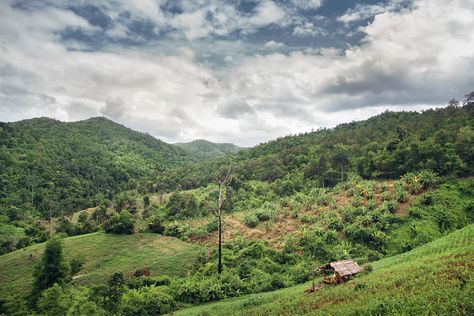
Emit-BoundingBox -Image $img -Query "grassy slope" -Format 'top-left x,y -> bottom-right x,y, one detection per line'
0,232 -> 200,296
177,224 -> 474,315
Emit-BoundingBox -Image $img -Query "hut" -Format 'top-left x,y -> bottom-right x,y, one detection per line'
319,260 -> 363,284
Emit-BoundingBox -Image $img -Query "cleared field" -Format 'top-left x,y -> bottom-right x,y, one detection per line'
177,224 -> 474,315
0,232 -> 200,296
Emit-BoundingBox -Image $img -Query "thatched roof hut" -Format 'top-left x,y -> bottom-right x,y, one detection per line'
319,260 -> 363,284
320,260 -> 363,277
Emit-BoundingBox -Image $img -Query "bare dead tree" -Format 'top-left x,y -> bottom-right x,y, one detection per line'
213,165 -> 232,275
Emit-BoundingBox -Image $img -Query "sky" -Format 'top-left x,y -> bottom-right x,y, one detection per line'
0,0 -> 473,146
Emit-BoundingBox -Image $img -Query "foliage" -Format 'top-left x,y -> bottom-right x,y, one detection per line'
104,211 -> 135,235
244,213 -> 259,228
30,238 -> 69,307
0,117 -> 194,227
148,216 -> 165,234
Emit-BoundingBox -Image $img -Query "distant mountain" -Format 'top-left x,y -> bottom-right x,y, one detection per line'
0,117 -> 192,217
175,139 -> 240,159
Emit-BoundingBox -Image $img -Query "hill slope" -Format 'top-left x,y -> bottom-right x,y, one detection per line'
0,117 -> 191,218
177,223 -> 474,315
175,139 -> 240,160
0,232 -> 200,296
154,102 -> 474,192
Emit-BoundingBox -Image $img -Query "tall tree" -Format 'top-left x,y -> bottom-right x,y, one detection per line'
29,238 -> 68,307
213,166 -> 232,275
332,144 -> 350,182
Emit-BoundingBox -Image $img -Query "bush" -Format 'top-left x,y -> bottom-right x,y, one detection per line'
148,217 -> 165,234
382,200 -> 398,214
381,191 -> 392,201
206,219 -> 218,233
396,188 -> 409,203
289,262 -> 312,283
363,264 -> 373,273
120,286 -> 177,316
127,276 -> 171,289
104,211 -> 135,235
163,222 -> 189,239
367,199 -> 377,211
36,283 -> 71,315
69,258 -> 84,276
420,193 -> 435,206
300,215 -> 318,224
244,213 -> 259,228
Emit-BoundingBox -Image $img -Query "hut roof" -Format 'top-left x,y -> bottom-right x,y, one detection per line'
320,260 -> 363,277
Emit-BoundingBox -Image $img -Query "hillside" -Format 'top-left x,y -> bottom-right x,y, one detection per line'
0,117 -> 191,219
0,232 -> 200,296
176,223 -> 474,315
175,139 -> 241,160
153,102 -> 474,192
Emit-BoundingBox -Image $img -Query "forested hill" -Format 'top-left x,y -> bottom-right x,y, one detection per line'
175,139 -> 240,160
153,99 -> 474,193
0,117 -> 191,217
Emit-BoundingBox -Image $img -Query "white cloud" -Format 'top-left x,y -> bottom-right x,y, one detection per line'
338,0 -> 408,24
264,40 -> 286,49
290,0 -> 324,10
1,0 -> 473,146
292,21 -> 327,37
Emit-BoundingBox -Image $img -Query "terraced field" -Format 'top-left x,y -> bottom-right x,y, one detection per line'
0,232 -> 200,296
177,224 -> 474,315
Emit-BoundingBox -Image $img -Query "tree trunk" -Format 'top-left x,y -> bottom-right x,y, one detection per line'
217,214 -> 222,274
340,164 -> 344,182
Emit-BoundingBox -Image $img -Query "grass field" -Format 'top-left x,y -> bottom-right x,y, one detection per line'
176,224 -> 474,315
0,232 -> 200,296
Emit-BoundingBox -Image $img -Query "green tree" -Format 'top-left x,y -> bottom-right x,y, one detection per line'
29,238 -> 69,307
103,211 -> 135,234
332,144 -> 350,182
36,283 -> 70,315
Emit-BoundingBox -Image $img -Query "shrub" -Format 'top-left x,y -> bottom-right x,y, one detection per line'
420,193 -> 435,206
104,211 -> 135,235
69,258 -> 84,277
36,284 -> 71,315
367,199 -> 377,211
363,264 -> 373,273
148,217 -> 165,234
326,213 -> 343,231
120,286 -> 177,316
382,200 -> 398,214
352,195 -> 363,207
244,213 -> 259,228
396,187 -> 409,203
127,276 -> 171,289
289,262 -> 312,283
418,170 -> 439,187
300,215 -> 318,224
408,207 -> 423,218
206,219 -> 218,233
163,222 -> 189,238
367,250 -> 383,262
381,191 -> 392,201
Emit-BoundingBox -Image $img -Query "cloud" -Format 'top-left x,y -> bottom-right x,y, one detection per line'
1,0 -> 473,146
337,0 -> 409,24
292,21 -> 326,37
216,96 -> 255,119
263,40 -> 286,49
290,0 -> 324,10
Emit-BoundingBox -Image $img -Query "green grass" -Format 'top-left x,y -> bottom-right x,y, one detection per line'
0,232 -> 200,296
176,224 -> 474,315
